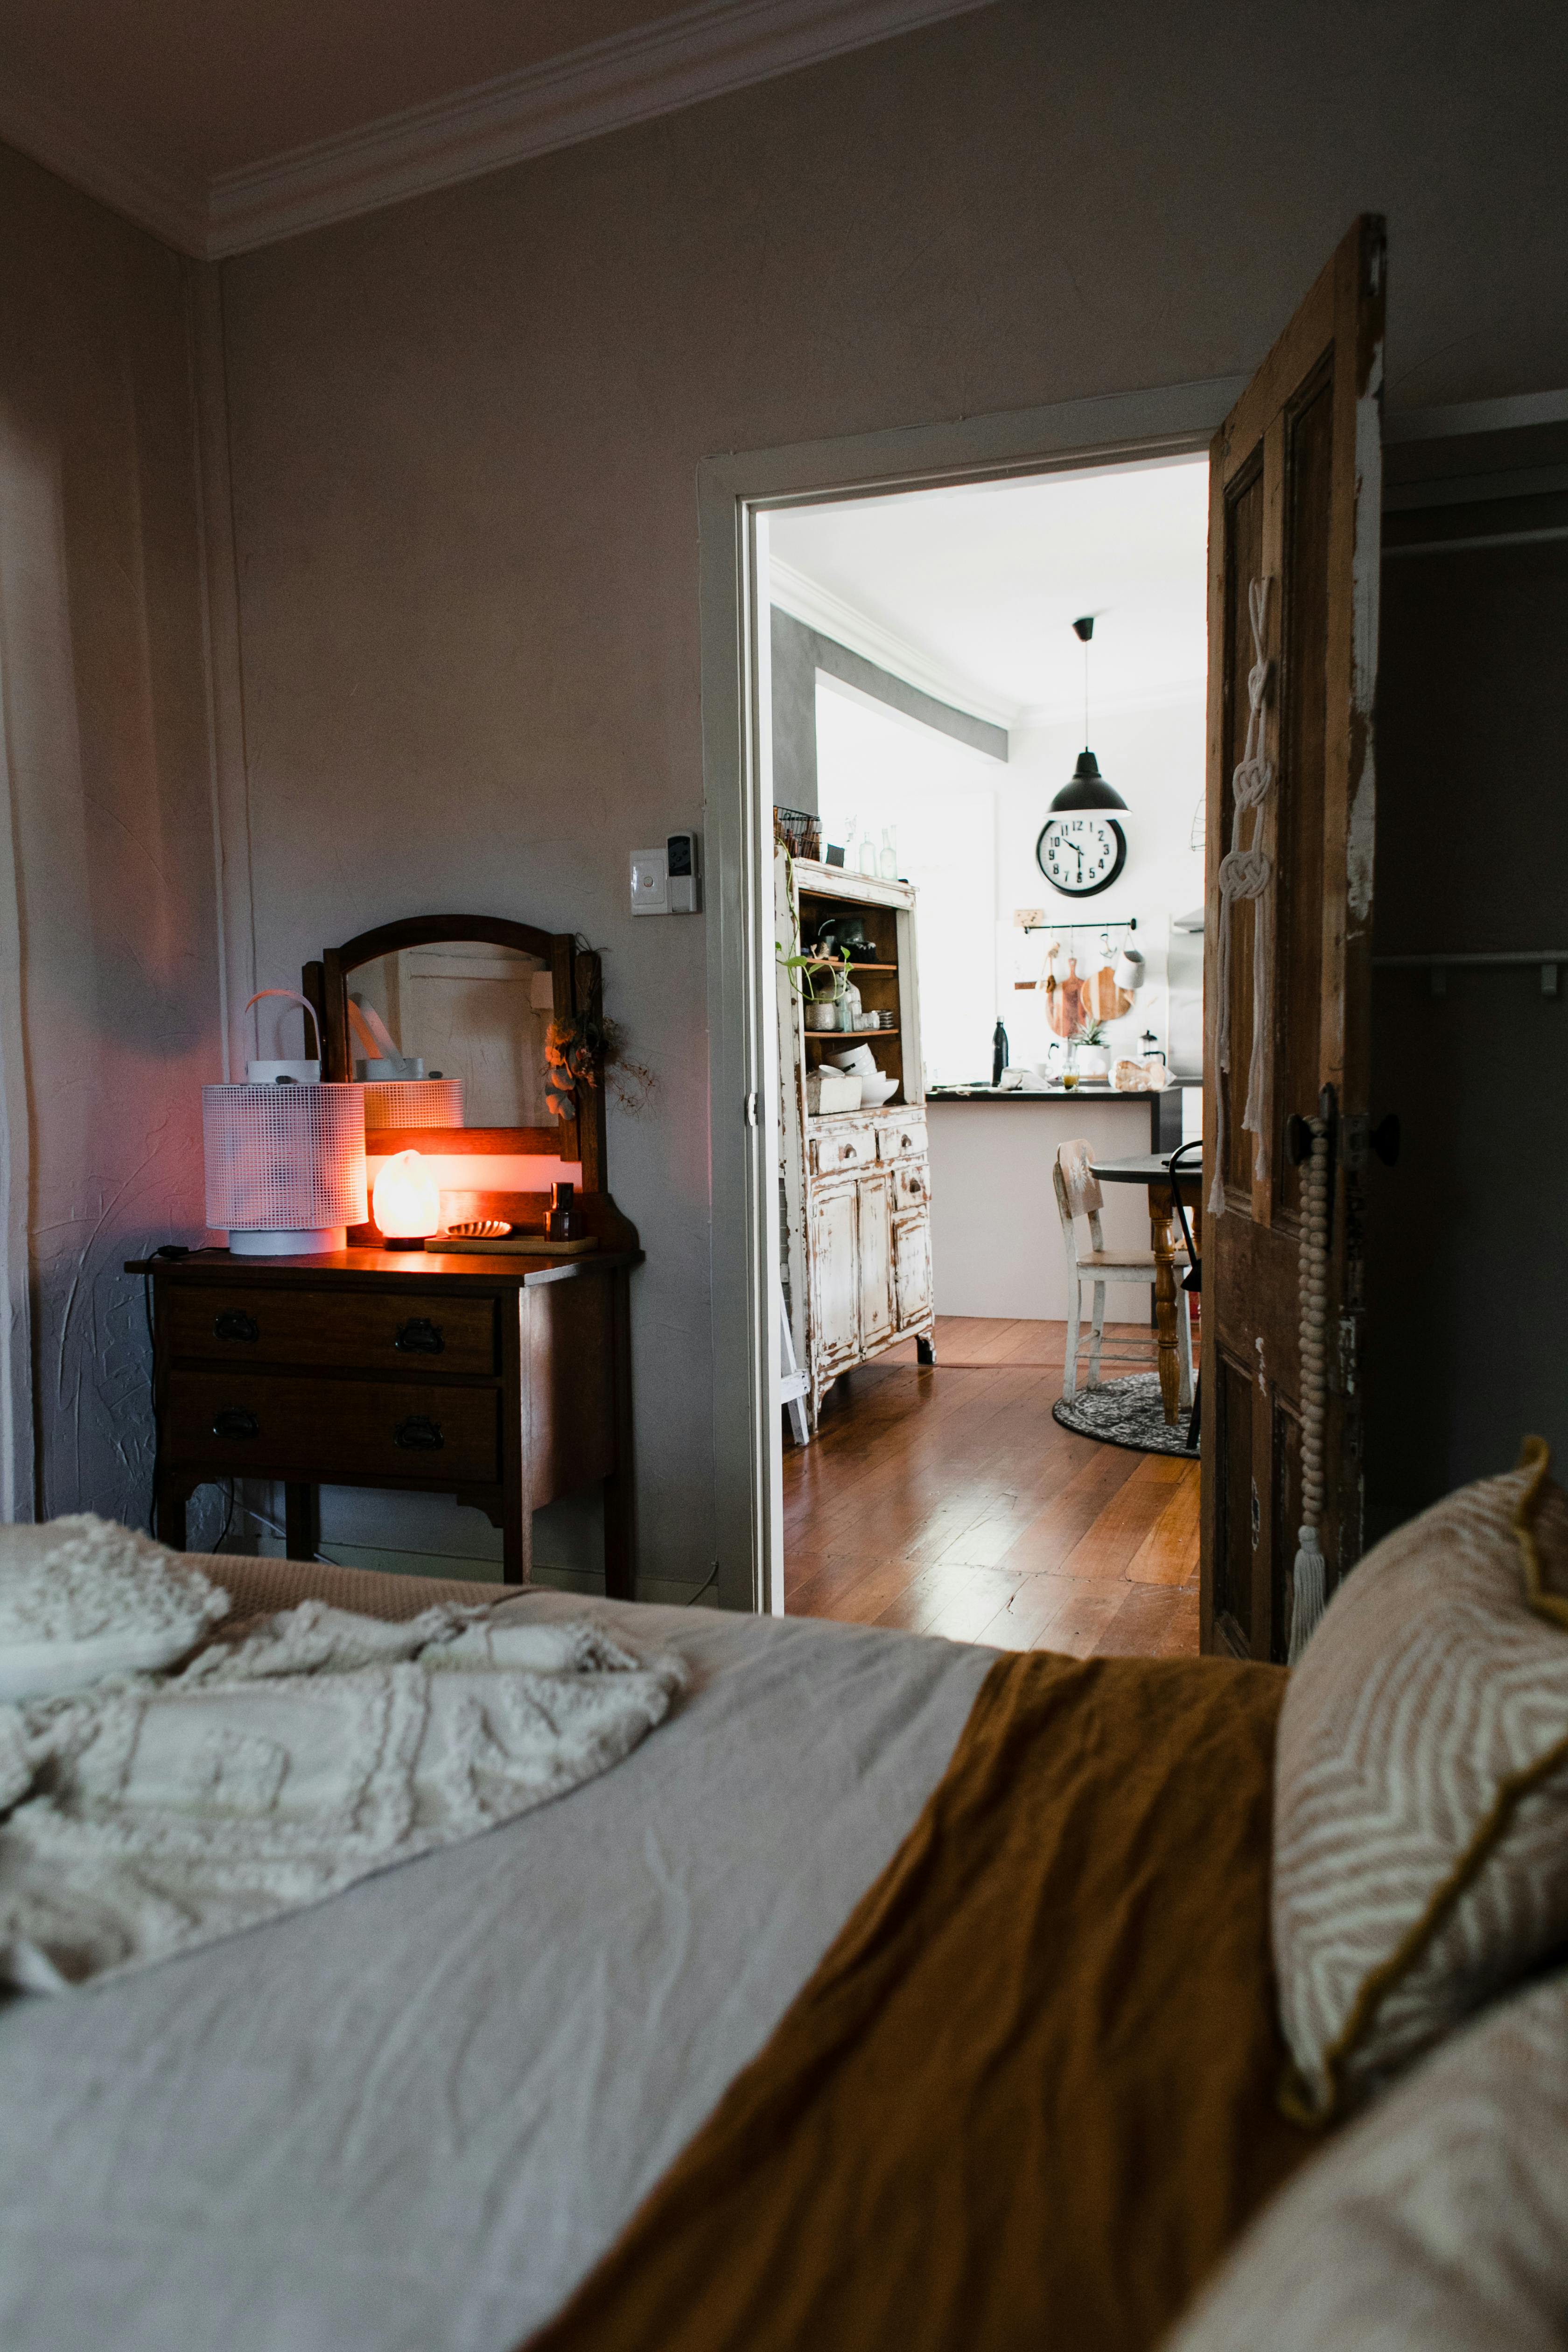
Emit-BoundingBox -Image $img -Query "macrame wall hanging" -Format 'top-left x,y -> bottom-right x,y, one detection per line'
1208,576 -> 1274,1217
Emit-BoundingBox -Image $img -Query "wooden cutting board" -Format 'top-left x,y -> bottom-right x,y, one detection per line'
1089,963 -> 1134,1021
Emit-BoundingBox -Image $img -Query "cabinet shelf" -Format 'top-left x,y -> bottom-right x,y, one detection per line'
805,1028 -> 899,1044
797,959 -> 898,972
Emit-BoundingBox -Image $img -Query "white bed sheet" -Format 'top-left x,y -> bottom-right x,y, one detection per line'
0,1593 -> 992,2352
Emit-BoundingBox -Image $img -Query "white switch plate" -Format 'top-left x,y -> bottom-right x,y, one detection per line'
630,848 -> 669,915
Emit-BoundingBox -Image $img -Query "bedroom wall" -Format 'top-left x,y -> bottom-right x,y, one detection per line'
0,144 -> 223,1529
211,0 -> 1568,1593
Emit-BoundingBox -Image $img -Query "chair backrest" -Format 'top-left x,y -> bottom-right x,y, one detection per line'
1052,1138 -> 1104,1263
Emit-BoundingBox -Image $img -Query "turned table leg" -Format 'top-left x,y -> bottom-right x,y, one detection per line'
1148,1180 -> 1181,1428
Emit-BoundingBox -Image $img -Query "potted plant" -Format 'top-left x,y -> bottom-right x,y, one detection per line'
1075,1016 -> 1111,1081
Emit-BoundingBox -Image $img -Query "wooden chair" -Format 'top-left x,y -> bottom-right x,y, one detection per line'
1052,1138 -> 1193,1403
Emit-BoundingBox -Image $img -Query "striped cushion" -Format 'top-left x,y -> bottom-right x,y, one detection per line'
1273,1444 -> 1568,2121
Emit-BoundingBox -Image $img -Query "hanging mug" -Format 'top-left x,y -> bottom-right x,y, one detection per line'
1113,945 -> 1146,995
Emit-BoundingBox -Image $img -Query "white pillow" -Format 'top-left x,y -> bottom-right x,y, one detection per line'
1167,1965 -> 1568,2352
0,1516 -> 229,1702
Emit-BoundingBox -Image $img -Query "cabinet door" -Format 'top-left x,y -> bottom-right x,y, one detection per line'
810,1183 -> 861,1367
894,1211 -> 933,1332
856,1173 -> 895,1348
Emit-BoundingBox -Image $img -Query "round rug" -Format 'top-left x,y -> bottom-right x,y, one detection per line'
1052,1372 -> 1197,1458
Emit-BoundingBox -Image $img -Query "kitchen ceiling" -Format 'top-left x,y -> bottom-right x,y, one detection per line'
768,455 -> 1211,730
0,0 -> 998,256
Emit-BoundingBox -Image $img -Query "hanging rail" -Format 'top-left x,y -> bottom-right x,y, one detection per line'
1373,950 -> 1567,998
1020,917 -> 1139,937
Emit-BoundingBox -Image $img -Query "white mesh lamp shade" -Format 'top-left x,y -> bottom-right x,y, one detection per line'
360,1078 -> 465,1129
203,1084 -> 367,1255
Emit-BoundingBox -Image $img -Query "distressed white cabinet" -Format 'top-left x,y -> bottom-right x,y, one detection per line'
776,848 -> 936,1426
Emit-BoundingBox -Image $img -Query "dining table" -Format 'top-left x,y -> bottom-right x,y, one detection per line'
1088,1150 -> 1203,1428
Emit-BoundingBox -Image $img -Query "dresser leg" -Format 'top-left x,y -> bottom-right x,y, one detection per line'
285,1482 -> 319,1561
156,1475 -> 189,1551
603,1265 -> 636,1601
916,1332 -> 936,1366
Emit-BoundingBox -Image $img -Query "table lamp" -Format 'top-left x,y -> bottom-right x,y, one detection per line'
372,1149 -> 441,1249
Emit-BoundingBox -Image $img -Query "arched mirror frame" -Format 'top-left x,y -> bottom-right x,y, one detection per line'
302,913 -> 629,1240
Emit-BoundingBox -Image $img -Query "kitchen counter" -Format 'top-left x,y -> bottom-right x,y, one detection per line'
924,1084 -> 1201,1321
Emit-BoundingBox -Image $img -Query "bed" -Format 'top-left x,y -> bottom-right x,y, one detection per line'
0,1547 -> 1313,2352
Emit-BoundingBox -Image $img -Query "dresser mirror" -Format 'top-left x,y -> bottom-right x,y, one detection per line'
303,913 -> 615,1213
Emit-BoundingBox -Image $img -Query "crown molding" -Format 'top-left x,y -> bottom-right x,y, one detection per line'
0,71 -> 207,254
205,0 -> 1000,256
768,555 -> 1018,728
0,0 -> 998,259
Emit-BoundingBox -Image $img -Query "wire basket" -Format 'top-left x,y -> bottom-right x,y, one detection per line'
360,1078 -> 465,1130
203,1083 -> 367,1253
773,805 -> 822,861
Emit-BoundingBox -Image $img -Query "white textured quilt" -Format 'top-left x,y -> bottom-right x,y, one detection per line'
0,1601 -> 684,1990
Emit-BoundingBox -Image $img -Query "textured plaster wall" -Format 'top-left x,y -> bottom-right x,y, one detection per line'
0,144 -> 222,1528
213,0 -> 1568,1588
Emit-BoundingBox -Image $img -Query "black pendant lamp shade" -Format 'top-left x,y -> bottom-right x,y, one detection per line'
1049,615 -> 1128,813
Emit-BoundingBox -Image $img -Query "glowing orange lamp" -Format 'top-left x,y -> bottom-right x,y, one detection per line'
372,1149 -> 441,1250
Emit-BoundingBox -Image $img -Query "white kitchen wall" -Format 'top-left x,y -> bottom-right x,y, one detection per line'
998,693 -> 1207,1071
814,676 -> 1003,1085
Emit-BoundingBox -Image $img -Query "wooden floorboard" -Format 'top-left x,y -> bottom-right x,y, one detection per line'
784,1316 -> 1200,1658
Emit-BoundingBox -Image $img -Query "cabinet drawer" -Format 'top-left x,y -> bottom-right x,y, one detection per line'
876,1117 -> 928,1162
165,1371 -> 500,1485
890,1160 -> 929,1212
810,1125 -> 877,1177
165,1287 -> 498,1376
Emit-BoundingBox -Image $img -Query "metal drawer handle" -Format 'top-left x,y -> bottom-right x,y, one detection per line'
212,1407 -> 259,1441
394,1414 -> 444,1451
394,1316 -> 445,1355
214,1309 -> 259,1344
906,1175 -> 923,1195
840,1144 -> 856,1160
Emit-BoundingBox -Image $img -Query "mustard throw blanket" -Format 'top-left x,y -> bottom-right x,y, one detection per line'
526,1648 -> 1313,2352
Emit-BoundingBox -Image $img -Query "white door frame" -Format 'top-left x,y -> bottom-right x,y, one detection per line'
696,375 -> 1248,1615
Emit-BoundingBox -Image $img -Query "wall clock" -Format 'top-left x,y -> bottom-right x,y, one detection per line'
1036,811 -> 1127,897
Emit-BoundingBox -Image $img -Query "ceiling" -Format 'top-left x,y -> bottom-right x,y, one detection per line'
0,0 -> 689,178
0,0 -> 996,257
768,455 -> 1211,731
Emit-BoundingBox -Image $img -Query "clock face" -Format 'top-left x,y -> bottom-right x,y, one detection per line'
1035,813 -> 1127,897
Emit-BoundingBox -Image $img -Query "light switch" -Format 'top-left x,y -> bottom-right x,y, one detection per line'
630,848 -> 669,915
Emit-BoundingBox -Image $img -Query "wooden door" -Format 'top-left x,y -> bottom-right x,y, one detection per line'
1201,215 -> 1386,1663
856,1173 -> 895,1349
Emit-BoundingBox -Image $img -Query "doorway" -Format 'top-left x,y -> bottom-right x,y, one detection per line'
697,378 -> 1243,1621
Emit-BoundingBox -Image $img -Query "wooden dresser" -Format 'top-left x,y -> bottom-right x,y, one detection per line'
132,1246 -> 636,1592
776,851 -> 936,1426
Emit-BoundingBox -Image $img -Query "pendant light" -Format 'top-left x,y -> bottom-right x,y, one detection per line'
1049,616 -> 1127,813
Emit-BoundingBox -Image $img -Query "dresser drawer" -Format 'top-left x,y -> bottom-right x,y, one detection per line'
810,1125 -> 877,1177
165,1287 -> 498,1376
165,1371 -> 500,1485
876,1116 -> 928,1163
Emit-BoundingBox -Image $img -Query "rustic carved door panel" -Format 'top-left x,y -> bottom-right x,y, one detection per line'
1201,216 -> 1385,1663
